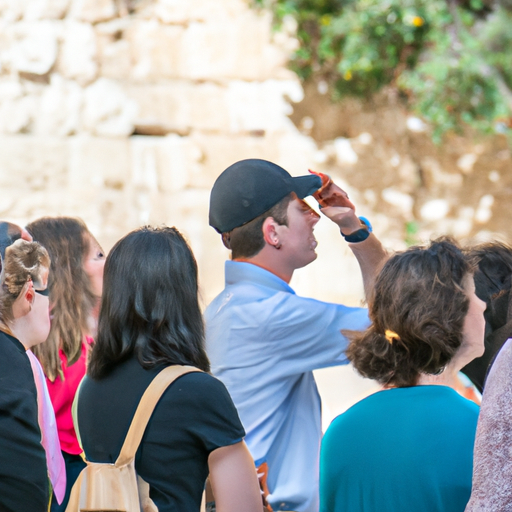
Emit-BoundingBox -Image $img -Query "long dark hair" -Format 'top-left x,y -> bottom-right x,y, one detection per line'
88,226 -> 210,379
346,237 -> 472,387
26,217 -> 97,381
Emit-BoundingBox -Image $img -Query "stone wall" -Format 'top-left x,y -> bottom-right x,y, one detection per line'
0,0 -> 356,306
1,0 -> 510,309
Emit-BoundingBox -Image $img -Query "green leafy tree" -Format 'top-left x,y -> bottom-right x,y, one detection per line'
254,0 -> 512,142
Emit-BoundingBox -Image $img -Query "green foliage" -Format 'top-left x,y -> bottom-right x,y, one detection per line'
254,0 -> 512,141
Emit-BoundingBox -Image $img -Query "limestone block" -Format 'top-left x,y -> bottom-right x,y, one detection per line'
128,134 -> 203,194
226,79 -> 302,133
125,21 -> 184,82
0,93 -> 36,133
127,82 -> 230,133
83,78 -> 138,136
178,14 -> 285,80
32,74 -> 83,136
57,21 -> 97,84
22,0 -> 70,20
189,132 -> 282,186
156,188 -> 225,304
1,20 -> 59,75
276,132 -> 320,176
0,79 -> 30,133
0,0 -> 22,22
158,134 -> 203,193
0,135 -> 68,188
129,136 -> 160,193
68,0 -> 116,23
68,135 -> 130,189
96,20 -> 132,80
150,0 -> 247,23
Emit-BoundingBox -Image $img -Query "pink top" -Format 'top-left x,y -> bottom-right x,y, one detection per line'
46,337 -> 93,455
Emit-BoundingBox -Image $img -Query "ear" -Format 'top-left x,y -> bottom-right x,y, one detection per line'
221,232 -> 232,250
11,280 -> 34,319
262,217 -> 280,248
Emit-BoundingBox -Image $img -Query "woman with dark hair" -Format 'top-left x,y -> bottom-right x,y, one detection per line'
26,217 -> 106,510
320,238 -> 486,512
76,226 -> 261,512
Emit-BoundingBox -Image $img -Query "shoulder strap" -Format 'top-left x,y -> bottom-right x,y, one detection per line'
115,365 -> 201,467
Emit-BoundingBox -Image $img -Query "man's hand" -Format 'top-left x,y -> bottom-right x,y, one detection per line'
309,170 -> 362,234
320,205 -> 363,234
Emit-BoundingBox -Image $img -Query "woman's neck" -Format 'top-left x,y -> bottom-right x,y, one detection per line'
417,365 -> 460,388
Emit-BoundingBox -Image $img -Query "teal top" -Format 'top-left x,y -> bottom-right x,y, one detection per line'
320,385 -> 479,512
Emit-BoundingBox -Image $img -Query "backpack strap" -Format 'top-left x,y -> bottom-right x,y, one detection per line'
115,365 -> 201,467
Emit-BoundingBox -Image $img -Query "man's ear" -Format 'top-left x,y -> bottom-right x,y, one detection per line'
221,232 -> 232,250
262,217 -> 280,248
11,280 -> 34,319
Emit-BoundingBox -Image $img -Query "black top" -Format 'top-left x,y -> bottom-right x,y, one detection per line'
78,357 -> 245,512
0,331 -> 49,512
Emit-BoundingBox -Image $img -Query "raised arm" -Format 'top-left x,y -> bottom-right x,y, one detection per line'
348,234 -> 388,300
310,171 -> 388,300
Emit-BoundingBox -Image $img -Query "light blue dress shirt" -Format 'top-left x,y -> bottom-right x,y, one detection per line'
205,261 -> 370,512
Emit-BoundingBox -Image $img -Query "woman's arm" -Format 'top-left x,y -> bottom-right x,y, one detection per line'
208,440 -> 262,512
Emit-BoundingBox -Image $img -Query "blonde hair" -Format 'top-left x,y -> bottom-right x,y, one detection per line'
0,239 -> 50,324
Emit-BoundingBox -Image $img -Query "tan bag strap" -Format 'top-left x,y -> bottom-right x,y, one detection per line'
115,365 -> 201,467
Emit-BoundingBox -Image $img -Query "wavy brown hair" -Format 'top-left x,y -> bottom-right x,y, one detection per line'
346,237 -> 473,387
26,217 -> 97,381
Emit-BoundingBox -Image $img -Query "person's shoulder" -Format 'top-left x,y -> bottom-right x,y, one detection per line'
162,371 -> 236,409
422,386 -> 480,424
0,331 -> 25,355
486,338 -> 512,385
172,371 -> 225,390
0,331 -> 31,373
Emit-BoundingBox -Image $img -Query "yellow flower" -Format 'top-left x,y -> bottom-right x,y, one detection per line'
320,15 -> 331,26
344,70 -> 352,80
412,16 -> 424,27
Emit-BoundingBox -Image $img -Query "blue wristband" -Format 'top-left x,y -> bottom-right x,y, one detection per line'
342,217 -> 372,243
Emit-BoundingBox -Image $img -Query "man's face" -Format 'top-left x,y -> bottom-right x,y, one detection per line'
275,198 -> 321,270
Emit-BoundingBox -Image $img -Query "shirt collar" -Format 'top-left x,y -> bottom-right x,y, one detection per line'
225,260 -> 296,295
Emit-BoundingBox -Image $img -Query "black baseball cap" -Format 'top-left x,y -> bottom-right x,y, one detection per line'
209,159 -> 322,233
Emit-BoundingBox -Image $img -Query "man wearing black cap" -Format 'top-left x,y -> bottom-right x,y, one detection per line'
205,159 -> 386,512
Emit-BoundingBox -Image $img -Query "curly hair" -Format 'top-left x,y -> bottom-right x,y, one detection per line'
0,239 -> 50,325
346,237 -> 473,387
26,217 -> 97,381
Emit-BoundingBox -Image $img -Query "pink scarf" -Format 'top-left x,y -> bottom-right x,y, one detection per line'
27,350 -> 66,504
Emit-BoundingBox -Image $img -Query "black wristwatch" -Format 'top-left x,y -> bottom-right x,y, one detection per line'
341,216 -> 372,243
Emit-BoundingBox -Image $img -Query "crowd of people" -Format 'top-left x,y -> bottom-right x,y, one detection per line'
1,158 -> 511,512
